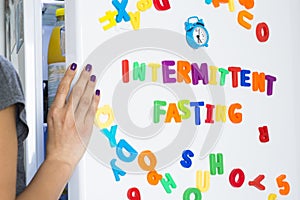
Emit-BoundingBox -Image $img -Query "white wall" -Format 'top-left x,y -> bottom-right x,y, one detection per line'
0,0 -> 5,55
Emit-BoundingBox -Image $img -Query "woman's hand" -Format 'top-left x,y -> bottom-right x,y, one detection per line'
46,63 -> 100,169
16,63 -> 100,200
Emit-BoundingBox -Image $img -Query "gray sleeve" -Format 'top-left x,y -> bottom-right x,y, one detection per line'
0,55 -> 28,142
0,55 -> 29,195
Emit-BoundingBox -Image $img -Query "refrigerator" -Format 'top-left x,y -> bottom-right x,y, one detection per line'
23,0 -> 300,200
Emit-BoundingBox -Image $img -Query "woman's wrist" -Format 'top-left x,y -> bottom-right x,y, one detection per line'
17,157 -> 74,200
43,157 -> 75,177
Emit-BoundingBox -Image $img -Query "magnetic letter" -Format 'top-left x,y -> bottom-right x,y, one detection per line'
122,59 -> 129,83
160,173 -> 177,194
216,105 -> 227,123
116,139 -> 138,162
268,193 -> 277,200
148,63 -> 161,82
228,103 -> 242,124
238,10 -> 253,30
99,11 -> 118,31
94,105 -> 115,129
137,0 -> 153,12
165,103 -> 182,123
110,159 -> 126,181
209,66 -> 218,85
162,60 -> 176,83
183,188 -> 202,200
209,153 -> 224,175
138,150 -> 157,171
205,0 -> 212,4
228,0 -> 235,12
178,100 -> 191,120
248,175 -> 265,190
153,0 -> 171,11
133,62 -> 146,81
127,187 -> 141,200
256,22 -> 270,42
112,0 -> 130,23
205,104 -> 215,123
240,69 -> 251,87
209,0 -> 235,12
265,75 -> 277,96
196,170 -> 210,192
276,174 -> 290,196
229,168 -> 245,188
228,67 -> 241,88
191,63 -> 209,85
259,126 -> 269,143
147,170 -> 163,185
128,11 -> 141,30
177,61 -> 192,84
180,150 -> 194,168
190,102 -> 205,125
218,68 -> 229,86
100,125 -> 118,148
153,100 -> 167,123
239,0 -> 254,9
252,72 -> 265,93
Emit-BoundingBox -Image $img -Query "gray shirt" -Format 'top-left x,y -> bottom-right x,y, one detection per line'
0,55 -> 29,195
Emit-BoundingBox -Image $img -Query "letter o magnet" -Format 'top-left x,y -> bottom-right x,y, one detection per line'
256,22 -> 270,42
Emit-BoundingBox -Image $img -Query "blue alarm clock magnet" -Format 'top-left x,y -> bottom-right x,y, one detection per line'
185,16 -> 210,49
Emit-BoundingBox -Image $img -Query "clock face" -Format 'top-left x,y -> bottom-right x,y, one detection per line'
193,27 -> 208,45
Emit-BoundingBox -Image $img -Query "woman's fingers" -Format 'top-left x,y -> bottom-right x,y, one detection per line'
85,90 -> 101,129
52,63 -> 77,109
75,75 -> 97,120
69,64 -> 93,110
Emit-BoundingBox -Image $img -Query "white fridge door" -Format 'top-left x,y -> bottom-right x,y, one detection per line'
65,1 -> 300,200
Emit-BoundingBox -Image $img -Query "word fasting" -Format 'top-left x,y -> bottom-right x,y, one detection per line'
153,100 -> 242,125
122,59 -> 277,96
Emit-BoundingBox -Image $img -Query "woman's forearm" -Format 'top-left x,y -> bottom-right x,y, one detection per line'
17,159 -> 73,200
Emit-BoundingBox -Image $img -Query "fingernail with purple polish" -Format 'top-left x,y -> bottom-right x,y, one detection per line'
85,64 -> 92,72
96,89 -> 100,96
90,75 -> 96,82
70,63 -> 77,71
